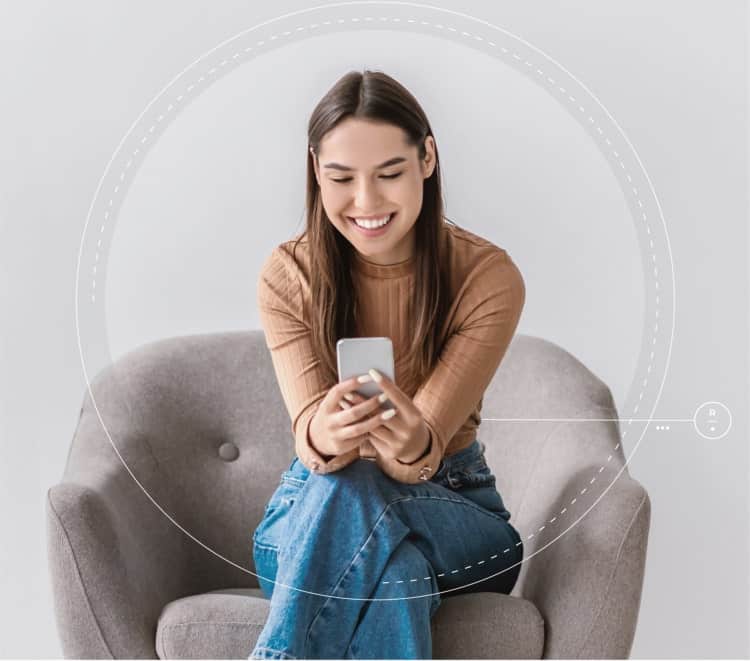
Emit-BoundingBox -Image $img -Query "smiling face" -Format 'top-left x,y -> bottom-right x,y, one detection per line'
310,117 -> 436,266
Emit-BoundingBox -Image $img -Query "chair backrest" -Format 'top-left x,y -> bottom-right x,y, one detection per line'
66,330 -> 292,589
65,330 -> 624,588
479,333 -> 625,523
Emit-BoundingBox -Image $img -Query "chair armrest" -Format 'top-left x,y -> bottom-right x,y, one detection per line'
516,409 -> 651,659
46,477 -> 191,659
46,343 -> 272,658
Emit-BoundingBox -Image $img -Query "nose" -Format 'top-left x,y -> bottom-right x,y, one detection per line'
354,180 -> 385,211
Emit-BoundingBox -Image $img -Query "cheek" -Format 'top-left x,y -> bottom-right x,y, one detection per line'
400,174 -> 422,196
321,187 -> 347,210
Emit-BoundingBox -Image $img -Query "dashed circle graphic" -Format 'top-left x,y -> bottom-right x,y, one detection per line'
75,1 -> 675,604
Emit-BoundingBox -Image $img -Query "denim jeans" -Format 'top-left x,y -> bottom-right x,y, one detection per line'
249,438 -> 523,660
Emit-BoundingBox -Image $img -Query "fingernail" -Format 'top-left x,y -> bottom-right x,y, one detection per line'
378,393 -> 388,404
368,368 -> 382,382
357,374 -> 373,383
380,409 -> 396,420
339,400 -> 352,409
343,393 -> 355,402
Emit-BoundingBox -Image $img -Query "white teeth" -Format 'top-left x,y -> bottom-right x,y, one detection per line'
352,214 -> 392,228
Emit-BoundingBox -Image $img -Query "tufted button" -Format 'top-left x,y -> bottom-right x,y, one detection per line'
218,442 -> 239,462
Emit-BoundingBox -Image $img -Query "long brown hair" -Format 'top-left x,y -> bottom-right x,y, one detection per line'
291,69 -> 453,389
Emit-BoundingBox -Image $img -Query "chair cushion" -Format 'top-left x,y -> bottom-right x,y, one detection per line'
431,592 -> 545,659
156,588 -> 267,660
157,587 -> 544,659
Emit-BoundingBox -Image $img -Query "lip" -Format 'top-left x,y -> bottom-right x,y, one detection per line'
347,212 -> 396,237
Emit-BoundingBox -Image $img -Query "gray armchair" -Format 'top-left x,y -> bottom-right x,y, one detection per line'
46,331 -> 650,659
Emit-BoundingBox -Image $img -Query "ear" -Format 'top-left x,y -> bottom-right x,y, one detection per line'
422,136 -> 437,180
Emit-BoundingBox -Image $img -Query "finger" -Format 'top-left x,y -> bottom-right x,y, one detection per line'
339,393 -> 374,412
327,426 -> 369,450
367,431 -> 385,453
343,391 -> 366,404
335,393 -> 383,424
339,395 -> 380,412
330,376 -> 372,407
368,425 -> 394,444
366,430 -> 398,459
342,391 -> 368,407
345,433 -> 369,451
337,375 -> 371,396
343,383 -> 389,410
366,370 -> 402,407
345,406 -> 398,437
370,407 -> 398,433
324,376 -> 368,413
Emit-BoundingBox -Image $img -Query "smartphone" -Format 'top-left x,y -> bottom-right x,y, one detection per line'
336,337 -> 395,410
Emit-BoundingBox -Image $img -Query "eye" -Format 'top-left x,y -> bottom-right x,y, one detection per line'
331,172 -> 403,184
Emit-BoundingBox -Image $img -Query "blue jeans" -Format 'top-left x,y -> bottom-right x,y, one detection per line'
250,438 -> 523,660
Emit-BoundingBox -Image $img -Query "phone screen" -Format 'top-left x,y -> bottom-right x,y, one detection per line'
336,337 -> 395,409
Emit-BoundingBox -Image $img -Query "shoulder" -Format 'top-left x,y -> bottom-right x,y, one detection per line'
442,224 -> 525,333
259,235 -> 310,283
256,236 -> 311,311
444,221 -> 523,290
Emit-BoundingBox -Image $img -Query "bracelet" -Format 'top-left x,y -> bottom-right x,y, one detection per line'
396,433 -> 432,465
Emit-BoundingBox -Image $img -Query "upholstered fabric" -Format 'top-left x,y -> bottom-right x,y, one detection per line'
155,588 -> 545,660
46,331 -> 650,659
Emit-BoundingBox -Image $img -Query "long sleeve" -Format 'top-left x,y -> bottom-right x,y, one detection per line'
374,252 -> 526,484
256,246 -> 360,473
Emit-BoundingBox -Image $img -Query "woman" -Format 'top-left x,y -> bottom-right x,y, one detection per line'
250,69 -> 526,660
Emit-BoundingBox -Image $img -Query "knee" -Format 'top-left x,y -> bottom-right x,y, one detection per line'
312,457 -> 385,490
295,459 -> 378,509
305,459 -> 416,512
377,538 -> 441,614
379,538 -> 430,585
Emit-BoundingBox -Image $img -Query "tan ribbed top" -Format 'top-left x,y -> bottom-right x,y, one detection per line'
256,221 -> 525,484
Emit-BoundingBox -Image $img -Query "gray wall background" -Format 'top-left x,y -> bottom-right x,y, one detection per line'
1,0 -> 747,657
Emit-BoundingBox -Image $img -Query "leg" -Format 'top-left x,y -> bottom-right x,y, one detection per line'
252,472 -> 306,602
250,452 -> 522,660
343,537 -> 439,660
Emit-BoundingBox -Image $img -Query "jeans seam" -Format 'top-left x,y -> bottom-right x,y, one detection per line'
303,500 -> 395,653
303,490 -> 511,653
251,644 -> 298,659
254,539 -> 280,552
281,476 -> 306,487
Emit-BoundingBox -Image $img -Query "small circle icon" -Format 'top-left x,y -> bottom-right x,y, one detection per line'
693,401 -> 732,440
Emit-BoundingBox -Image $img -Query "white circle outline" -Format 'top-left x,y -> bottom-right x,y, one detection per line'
73,1 -> 675,603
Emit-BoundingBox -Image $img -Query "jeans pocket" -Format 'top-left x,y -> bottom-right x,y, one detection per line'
284,456 -> 311,481
253,543 -> 279,600
253,477 -> 306,551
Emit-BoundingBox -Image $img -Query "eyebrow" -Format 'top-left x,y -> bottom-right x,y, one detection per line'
322,156 -> 407,171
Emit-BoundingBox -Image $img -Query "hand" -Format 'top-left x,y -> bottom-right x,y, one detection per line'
309,375 -> 398,458
343,369 -> 430,463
